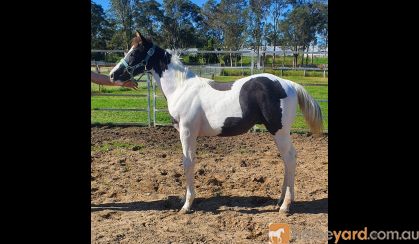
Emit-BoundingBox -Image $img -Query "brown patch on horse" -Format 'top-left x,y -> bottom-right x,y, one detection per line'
207,80 -> 234,91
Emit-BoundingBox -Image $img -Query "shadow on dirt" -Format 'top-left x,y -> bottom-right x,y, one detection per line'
91,196 -> 327,215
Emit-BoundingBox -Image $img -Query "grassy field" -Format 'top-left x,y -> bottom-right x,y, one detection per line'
91,68 -> 328,131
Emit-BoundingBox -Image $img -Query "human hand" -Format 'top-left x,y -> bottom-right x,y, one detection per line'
114,80 -> 138,90
122,80 -> 139,89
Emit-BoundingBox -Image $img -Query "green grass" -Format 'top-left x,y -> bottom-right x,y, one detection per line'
221,67 -> 328,78
91,70 -> 327,131
91,140 -> 144,152
212,76 -> 243,82
213,75 -> 327,85
282,76 -> 328,85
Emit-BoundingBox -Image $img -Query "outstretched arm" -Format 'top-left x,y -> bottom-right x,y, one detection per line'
91,71 -> 138,89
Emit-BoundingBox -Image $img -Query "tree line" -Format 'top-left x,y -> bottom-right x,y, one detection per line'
91,0 -> 328,67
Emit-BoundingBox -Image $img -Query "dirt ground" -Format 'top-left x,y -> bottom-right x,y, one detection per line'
91,126 -> 328,243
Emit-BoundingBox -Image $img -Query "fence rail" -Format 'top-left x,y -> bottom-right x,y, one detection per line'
92,62 -> 328,78
91,72 -> 153,126
91,50 -> 125,53
91,61 -> 117,67
92,78 -> 328,128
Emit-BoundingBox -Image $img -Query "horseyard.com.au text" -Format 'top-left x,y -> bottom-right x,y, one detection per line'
328,227 -> 419,243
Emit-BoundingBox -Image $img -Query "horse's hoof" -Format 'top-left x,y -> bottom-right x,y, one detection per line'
179,208 -> 192,214
279,207 -> 291,216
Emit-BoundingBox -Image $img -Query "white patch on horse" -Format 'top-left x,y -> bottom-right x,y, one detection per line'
109,47 -> 135,81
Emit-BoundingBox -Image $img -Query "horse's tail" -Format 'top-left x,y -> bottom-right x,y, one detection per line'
292,82 -> 324,134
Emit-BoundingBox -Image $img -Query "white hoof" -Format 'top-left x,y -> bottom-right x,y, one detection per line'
179,207 -> 191,214
279,199 -> 292,213
279,206 -> 290,213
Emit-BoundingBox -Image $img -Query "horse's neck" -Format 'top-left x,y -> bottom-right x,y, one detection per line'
152,56 -> 198,100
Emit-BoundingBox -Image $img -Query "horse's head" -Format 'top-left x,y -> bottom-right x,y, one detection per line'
109,31 -> 156,82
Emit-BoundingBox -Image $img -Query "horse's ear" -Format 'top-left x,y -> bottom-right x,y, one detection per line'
135,30 -> 148,43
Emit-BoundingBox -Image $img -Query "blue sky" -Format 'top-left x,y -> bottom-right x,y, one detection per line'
92,0 -> 211,11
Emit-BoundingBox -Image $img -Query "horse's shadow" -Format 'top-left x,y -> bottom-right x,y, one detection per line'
91,196 -> 327,215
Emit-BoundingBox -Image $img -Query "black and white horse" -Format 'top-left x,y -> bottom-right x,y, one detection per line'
109,32 -> 323,213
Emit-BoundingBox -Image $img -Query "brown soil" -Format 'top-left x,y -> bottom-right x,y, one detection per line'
91,126 -> 328,243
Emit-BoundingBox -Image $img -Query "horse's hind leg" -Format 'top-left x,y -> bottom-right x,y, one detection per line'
273,129 -> 297,213
179,125 -> 198,213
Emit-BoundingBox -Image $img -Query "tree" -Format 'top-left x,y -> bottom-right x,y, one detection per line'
110,0 -> 135,50
269,0 -> 287,67
280,2 -> 318,67
91,1 -> 111,49
132,0 -> 165,44
264,23 -> 276,67
313,0 -> 328,51
304,0 -> 328,65
201,0 -> 223,47
108,29 -> 127,50
92,1 -> 117,62
161,0 -> 205,49
202,0 -> 248,66
248,0 -> 271,68
219,0 -> 248,66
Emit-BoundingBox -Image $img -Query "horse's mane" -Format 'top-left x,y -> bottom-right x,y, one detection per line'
158,49 -> 216,90
167,51 -> 204,88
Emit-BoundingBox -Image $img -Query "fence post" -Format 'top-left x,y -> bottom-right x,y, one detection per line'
147,73 -> 151,127
304,69 -> 306,77
251,53 -> 254,75
241,53 -> 244,76
153,75 -> 156,127
323,69 -> 326,78
95,63 -> 103,93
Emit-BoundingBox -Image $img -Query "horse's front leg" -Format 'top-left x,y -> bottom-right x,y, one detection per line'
178,125 -> 198,214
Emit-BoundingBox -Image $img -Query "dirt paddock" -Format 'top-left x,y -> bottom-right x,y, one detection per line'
91,126 -> 328,243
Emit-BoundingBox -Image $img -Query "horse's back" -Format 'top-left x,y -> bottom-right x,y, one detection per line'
232,73 -> 297,98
